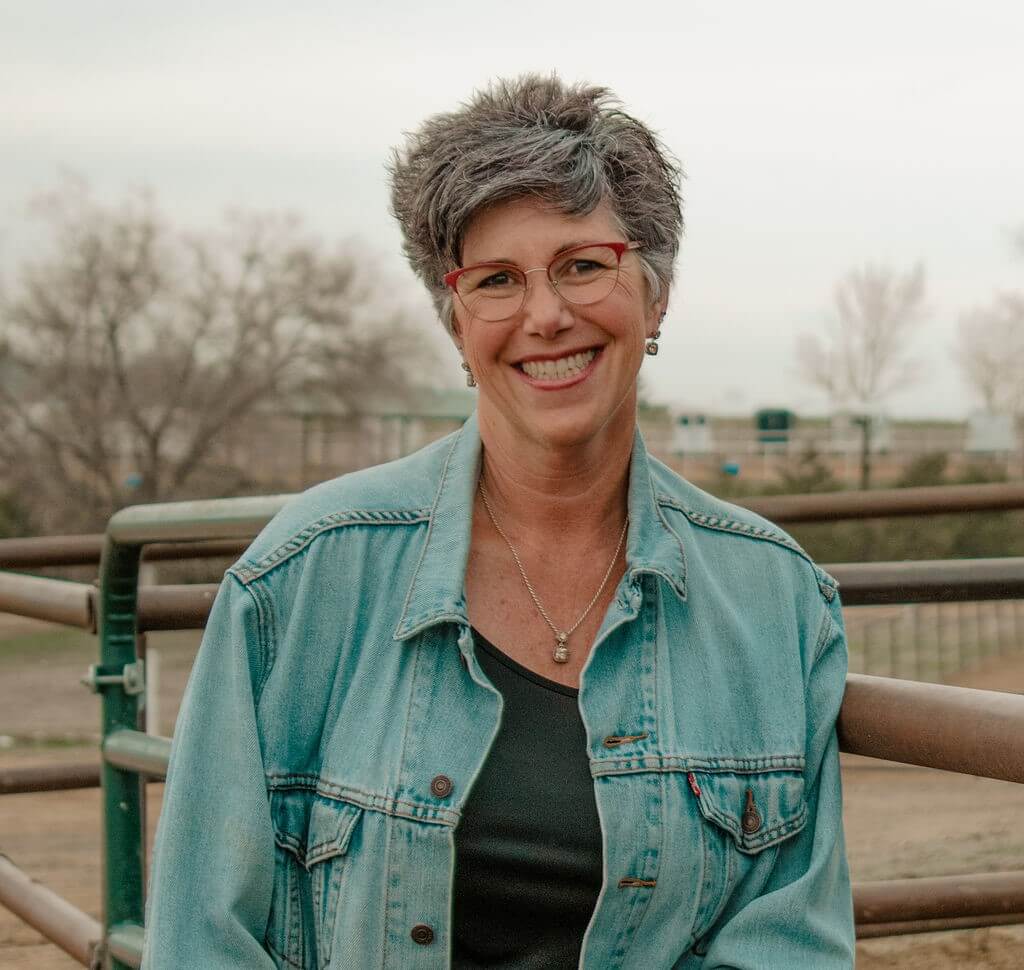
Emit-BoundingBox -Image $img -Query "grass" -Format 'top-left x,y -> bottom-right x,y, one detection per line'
0,627 -> 202,665
0,733 -> 97,749
0,625 -> 202,747
0,627 -> 97,664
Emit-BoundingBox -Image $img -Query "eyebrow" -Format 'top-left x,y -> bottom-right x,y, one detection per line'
470,239 -> 592,265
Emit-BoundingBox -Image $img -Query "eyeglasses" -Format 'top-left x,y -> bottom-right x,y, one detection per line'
443,241 -> 642,322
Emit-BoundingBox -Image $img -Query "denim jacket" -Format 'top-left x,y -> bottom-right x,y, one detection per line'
143,413 -> 854,969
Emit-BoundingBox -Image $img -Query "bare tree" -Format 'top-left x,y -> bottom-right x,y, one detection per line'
0,181 -> 428,532
954,225 -> 1024,419
797,263 -> 927,489
955,293 -> 1024,415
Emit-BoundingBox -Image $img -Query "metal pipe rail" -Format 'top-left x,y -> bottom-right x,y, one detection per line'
855,871 -> 1024,925
126,561 -> 1024,626
95,676 -> 1024,783
103,730 -> 171,776
857,913 -> 1024,939
832,557 -> 1024,605
839,674 -> 1024,781
745,480 -> 1024,523
0,572 -> 94,630
129,559 -> 1024,621
3,480 -> 1023,570
0,762 -> 101,795
5,670 -> 1020,797
0,853 -> 101,966
7,559 -> 1023,638
0,534 -> 250,569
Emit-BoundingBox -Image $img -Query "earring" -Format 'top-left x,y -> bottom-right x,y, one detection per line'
461,361 -> 477,387
646,311 -> 666,356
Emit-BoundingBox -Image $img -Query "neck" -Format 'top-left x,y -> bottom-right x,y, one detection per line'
476,404 -> 634,543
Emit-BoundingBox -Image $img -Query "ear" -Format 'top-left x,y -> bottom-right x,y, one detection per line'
648,285 -> 670,336
449,306 -> 465,344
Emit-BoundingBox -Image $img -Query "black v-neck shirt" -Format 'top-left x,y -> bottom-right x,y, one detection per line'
451,630 -> 604,968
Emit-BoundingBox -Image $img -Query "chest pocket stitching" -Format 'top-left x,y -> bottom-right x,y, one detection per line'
691,770 -> 807,854
306,799 -> 362,867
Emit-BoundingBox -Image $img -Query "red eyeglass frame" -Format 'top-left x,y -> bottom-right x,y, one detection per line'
442,240 -> 642,292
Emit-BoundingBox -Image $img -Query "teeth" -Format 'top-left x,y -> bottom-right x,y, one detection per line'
521,350 -> 596,381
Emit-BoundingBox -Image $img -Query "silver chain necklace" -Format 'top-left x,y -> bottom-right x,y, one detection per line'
478,480 -> 629,664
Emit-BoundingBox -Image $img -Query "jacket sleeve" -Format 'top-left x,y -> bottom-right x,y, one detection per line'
699,589 -> 856,969
142,572 -> 277,969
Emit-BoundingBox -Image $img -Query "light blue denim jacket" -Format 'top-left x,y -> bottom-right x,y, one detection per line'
143,413 -> 854,969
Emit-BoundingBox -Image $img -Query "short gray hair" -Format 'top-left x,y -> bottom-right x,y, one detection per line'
388,74 -> 684,336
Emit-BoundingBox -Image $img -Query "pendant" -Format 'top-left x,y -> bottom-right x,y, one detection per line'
553,632 -> 570,664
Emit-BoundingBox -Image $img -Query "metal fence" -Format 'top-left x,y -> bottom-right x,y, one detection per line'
846,599 -> 1024,681
1,481 -> 1024,967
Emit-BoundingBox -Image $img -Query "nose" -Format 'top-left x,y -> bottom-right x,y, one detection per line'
520,267 -> 574,339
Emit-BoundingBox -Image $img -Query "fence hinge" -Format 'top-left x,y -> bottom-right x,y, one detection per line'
81,660 -> 146,696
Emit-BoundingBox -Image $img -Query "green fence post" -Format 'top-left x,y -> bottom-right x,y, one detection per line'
97,537 -> 145,970
90,493 -> 289,968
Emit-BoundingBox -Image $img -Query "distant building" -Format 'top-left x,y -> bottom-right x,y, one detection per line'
200,391 -> 1024,493
670,412 -> 712,455
966,411 -> 1017,454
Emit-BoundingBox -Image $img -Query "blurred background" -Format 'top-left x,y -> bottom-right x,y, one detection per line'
2,0 -> 1023,538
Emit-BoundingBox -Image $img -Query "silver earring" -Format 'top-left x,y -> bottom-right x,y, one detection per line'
461,361 -> 477,387
645,329 -> 661,356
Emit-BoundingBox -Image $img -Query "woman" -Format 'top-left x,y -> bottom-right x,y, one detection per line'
144,75 -> 854,968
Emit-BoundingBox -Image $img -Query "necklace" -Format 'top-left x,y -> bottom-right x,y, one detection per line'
478,480 -> 629,664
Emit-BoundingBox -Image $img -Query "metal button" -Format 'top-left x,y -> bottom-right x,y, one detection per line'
430,774 -> 454,798
410,923 -> 435,945
741,788 -> 762,834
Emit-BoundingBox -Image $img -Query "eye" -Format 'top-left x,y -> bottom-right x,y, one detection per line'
567,259 -> 604,277
551,246 -> 618,282
477,270 -> 515,289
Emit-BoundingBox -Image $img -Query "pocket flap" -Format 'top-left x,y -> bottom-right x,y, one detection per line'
692,770 -> 807,853
271,790 -> 362,868
306,797 -> 362,868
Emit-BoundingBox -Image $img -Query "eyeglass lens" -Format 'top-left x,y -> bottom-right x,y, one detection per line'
455,245 -> 623,321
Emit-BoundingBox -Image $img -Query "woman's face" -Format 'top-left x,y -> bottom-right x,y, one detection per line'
452,197 -> 666,455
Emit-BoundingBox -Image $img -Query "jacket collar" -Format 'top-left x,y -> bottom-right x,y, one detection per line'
393,412 -> 687,641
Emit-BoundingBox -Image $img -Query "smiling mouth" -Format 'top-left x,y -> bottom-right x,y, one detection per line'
517,349 -> 599,381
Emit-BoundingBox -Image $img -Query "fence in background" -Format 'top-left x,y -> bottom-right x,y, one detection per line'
1,481 -> 1024,967
846,599 -> 1024,682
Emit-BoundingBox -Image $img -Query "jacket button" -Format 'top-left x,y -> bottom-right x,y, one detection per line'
430,774 -> 454,798
410,923 -> 435,945
741,788 -> 762,834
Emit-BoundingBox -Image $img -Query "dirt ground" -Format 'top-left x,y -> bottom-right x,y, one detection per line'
2,615 -> 1024,968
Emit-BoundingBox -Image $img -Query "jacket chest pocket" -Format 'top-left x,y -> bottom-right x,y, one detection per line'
267,792 -> 363,969
687,768 -> 807,945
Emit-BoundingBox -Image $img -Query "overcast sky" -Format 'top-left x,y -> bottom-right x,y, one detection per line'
2,0 -> 1022,418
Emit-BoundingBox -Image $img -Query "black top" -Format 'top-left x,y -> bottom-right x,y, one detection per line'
451,630 -> 604,968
